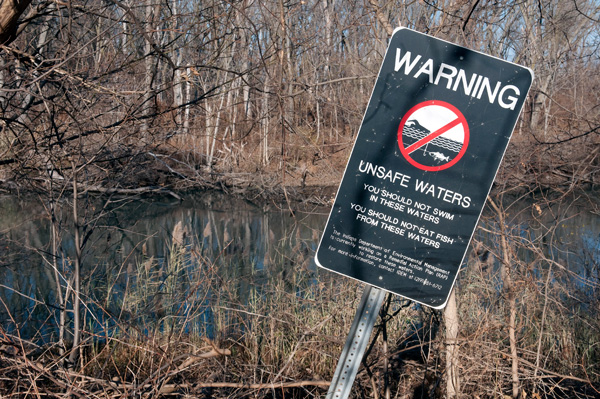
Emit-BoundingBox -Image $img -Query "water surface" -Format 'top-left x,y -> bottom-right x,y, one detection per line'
0,191 -> 598,342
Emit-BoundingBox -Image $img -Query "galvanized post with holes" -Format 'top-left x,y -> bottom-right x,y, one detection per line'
326,285 -> 386,399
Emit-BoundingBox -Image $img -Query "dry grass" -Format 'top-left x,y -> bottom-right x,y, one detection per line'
1,195 -> 600,398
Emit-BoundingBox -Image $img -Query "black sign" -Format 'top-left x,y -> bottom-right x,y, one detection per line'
315,28 -> 533,308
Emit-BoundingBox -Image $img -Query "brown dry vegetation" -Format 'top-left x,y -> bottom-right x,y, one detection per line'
1,192 -> 599,399
0,0 -> 597,200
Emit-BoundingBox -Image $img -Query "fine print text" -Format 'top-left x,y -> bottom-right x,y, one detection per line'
327,229 -> 449,292
325,159 -> 471,292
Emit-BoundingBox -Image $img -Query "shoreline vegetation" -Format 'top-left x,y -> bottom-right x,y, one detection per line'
1,190 -> 600,398
1,135 -> 597,206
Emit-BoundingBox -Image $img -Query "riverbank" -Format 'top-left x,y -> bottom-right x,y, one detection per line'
1,183 -> 599,398
1,139 -> 596,210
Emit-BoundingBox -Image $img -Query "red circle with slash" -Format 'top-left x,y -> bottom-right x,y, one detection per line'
397,100 -> 469,172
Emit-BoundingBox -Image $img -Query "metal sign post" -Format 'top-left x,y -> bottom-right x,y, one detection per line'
316,27 -> 533,397
326,285 -> 386,399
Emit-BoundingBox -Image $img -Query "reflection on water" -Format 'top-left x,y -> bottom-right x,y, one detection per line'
0,192 -> 599,343
470,197 -> 600,303
0,192 -> 326,342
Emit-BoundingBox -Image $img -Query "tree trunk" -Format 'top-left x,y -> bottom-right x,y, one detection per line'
262,76 -> 270,166
141,0 -> 156,136
183,67 -> 191,136
508,294 -> 519,398
444,288 -> 460,398
68,164 -> 82,368
171,0 -> 184,131
489,198 -> 520,398
50,199 -> 66,358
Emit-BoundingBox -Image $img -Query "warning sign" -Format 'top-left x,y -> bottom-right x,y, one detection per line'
398,100 -> 469,171
315,27 -> 533,309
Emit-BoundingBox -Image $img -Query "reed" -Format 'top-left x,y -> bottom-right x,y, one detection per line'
2,202 -> 599,398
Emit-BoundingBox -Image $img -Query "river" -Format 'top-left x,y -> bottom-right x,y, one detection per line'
0,190 -> 599,344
